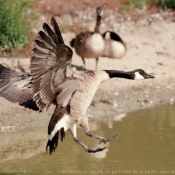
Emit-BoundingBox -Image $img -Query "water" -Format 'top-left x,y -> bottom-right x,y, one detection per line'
0,105 -> 175,175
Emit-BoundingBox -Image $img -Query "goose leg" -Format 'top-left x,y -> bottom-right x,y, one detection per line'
95,57 -> 99,71
86,131 -> 120,144
74,137 -> 106,153
69,124 -> 106,153
82,57 -> 86,69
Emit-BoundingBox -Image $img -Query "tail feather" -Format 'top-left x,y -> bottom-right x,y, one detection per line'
60,127 -> 65,142
46,106 -> 69,155
46,131 -> 59,155
46,127 -> 65,155
70,38 -> 75,47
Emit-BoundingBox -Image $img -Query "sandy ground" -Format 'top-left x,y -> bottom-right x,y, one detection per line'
0,10 -> 175,134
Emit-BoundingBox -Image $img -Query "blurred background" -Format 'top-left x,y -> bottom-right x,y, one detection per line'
0,0 -> 175,57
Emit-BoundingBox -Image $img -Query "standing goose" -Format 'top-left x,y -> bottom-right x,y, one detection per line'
102,30 -> 127,59
70,7 -> 105,70
0,17 -> 154,154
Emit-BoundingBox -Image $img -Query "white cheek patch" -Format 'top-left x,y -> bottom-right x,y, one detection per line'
104,32 -> 111,39
134,72 -> 144,80
98,71 -> 110,82
100,10 -> 104,16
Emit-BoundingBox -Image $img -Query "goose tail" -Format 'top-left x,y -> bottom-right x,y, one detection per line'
46,127 -> 65,155
46,106 -> 69,155
70,38 -> 75,48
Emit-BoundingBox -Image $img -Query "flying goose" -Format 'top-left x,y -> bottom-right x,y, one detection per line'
70,7 -> 105,70
0,17 -> 154,154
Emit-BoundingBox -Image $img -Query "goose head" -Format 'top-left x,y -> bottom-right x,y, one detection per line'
132,69 -> 155,80
103,31 -> 124,43
96,7 -> 103,17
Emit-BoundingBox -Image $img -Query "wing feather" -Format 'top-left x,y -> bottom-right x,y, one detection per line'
51,16 -> 64,44
34,40 -> 50,54
38,31 -> 56,47
43,23 -> 58,44
30,16 -> 77,111
0,64 -> 39,111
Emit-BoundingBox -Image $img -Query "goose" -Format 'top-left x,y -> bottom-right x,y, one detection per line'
102,30 -> 127,59
70,7 -> 105,70
0,17 -> 154,154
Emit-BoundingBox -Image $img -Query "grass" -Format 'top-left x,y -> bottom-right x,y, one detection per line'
155,0 -> 175,9
121,0 -> 151,11
128,0 -> 151,9
0,0 -> 33,55
121,0 -> 175,11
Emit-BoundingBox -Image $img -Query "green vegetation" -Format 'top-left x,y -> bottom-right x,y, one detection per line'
155,0 -> 175,9
0,0 -> 33,55
121,0 -> 151,11
128,0 -> 150,9
122,0 -> 175,10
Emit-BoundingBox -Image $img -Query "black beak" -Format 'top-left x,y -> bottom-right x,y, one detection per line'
146,73 -> 155,79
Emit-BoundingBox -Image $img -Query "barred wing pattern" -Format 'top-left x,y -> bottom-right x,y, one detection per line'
0,64 -> 39,111
31,17 -> 74,111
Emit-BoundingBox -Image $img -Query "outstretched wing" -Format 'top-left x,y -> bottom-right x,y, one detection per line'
0,64 -> 39,111
31,17 -> 75,111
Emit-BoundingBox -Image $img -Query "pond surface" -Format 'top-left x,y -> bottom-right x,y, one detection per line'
0,105 -> 175,175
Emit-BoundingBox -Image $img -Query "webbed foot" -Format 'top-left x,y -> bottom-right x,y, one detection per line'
86,147 -> 107,153
99,133 -> 120,144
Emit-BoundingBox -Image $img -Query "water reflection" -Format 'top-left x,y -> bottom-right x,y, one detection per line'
0,129 -> 47,163
0,105 -> 175,174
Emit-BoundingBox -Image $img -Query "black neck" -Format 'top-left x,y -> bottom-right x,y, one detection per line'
104,70 -> 134,80
94,16 -> 101,33
110,32 -> 122,43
